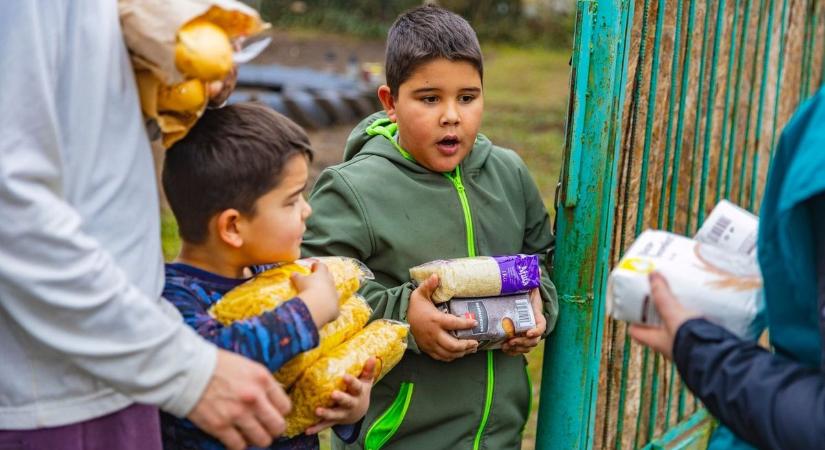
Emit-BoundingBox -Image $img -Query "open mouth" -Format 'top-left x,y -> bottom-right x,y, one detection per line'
436,136 -> 460,155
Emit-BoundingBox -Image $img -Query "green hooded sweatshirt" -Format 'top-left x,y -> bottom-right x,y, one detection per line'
302,112 -> 559,450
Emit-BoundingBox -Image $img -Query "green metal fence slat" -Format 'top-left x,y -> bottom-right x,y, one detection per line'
535,1 -> 630,448
657,0 -> 685,230
605,2 -> 637,448
686,0 -> 715,233
750,0 -> 778,211
635,0 -> 667,236
633,3 -> 674,442
717,0 -> 743,204
821,8 -> 825,89
698,0 -> 728,227
800,1 -> 816,98
660,0 -> 687,429
725,0 -> 755,199
620,1 -> 653,442
769,0 -> 792,159
738,0 -> 768,209
668,0 -> 700,230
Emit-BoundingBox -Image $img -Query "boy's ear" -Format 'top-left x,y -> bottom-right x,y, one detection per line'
377,85 -> 398,122
216,209 -> 244,248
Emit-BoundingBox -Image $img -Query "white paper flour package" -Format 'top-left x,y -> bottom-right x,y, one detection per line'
694,199 -> 759,258
607,230 -> 762,337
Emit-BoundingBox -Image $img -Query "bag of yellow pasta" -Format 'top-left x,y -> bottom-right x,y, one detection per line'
284,320 -> 409,437
210,257 -> 373,325
275,294 -> 372,387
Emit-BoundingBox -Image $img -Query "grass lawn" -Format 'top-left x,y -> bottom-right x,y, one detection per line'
160,40 -> 570,450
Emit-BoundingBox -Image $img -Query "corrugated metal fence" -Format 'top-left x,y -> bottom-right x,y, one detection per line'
535,0 -> 825,448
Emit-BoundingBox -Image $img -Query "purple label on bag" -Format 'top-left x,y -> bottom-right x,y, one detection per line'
495,254 -> 541,293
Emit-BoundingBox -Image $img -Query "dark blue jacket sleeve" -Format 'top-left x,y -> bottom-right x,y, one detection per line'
164,285 -> 319,373
332,421 -> 362,444
673,318 -> 825,449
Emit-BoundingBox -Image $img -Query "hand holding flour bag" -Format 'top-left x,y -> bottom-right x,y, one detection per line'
607,200 -> 763,337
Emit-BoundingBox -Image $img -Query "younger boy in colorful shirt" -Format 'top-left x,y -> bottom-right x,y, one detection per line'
161,103 -> 373,449
303,5 -> 559,449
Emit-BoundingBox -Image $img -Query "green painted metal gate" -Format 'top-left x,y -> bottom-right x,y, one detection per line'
535,0 -> 825,449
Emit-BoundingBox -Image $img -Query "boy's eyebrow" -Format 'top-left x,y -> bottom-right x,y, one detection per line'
287,183 -> 307,198
411,87 -> 482,95
412,87 -> 441,95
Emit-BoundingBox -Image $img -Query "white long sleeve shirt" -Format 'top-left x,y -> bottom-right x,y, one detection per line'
0,0 -> 217,429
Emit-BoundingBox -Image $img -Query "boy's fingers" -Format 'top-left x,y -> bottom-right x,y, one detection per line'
330,390 -> 358,409
358,357 -> 377,382
310,261 -> 330,275
436,332 -> 470,353
316,406 -> 347,422
415,274 -> 440,300
439,313 -> 477,331
341,376 -> 363,396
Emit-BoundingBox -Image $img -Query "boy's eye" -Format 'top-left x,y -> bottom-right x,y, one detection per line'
459,95 -> 475,103
421,96 -> 438,104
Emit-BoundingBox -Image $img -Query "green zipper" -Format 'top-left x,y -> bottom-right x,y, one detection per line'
472,350 -> 495,450
522,364 -> 533,437
443,166 -> 476,258
376,122 -> 493,450
443,166 -> 494,450
364,382 -> 415,450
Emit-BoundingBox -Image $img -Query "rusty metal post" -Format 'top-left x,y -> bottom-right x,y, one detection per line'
535,1 -> 632,448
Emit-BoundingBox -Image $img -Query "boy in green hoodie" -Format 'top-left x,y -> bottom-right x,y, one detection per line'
302,5 -> 558,449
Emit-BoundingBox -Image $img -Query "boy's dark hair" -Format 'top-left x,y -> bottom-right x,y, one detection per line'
162,102 -> 313,244
385,4 -> 483,95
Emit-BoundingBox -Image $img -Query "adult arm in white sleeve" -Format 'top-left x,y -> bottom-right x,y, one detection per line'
0,2 -> 215,418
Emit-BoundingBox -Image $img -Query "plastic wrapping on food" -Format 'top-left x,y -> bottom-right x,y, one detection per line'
606,230 -> 762,337
439,293 -> 537,350
284,320 -> 409,437
119,0 -> 265,84
119,0 -> 267,146
409,255 -> 541,303
210,257 -> 373,325
275,295 -> 372,387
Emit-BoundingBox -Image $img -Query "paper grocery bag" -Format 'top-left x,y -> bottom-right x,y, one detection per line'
119,0 -> 265,84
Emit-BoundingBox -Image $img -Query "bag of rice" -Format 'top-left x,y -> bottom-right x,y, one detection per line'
275,294 -> 372,387
284,320 -> 409,437
606,230 -> 761,337
409,255 -> 541,303
210,256 -> 373,325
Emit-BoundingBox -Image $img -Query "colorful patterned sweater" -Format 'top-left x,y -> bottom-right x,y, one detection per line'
160,263 -> 357,450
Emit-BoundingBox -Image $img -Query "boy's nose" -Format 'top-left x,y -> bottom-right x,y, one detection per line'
440,102 -> 461,126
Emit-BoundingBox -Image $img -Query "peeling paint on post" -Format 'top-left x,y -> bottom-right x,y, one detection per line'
535,1 -> 631,449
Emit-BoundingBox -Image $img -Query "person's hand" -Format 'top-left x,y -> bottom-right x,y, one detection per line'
304,357 -> 378,434
407,274 -> 479,361
629,272 -> 701,360
187,350 -> 291,450
292,261 -> 340,328
207,66 -> 238,107
502,287 -> 546,356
